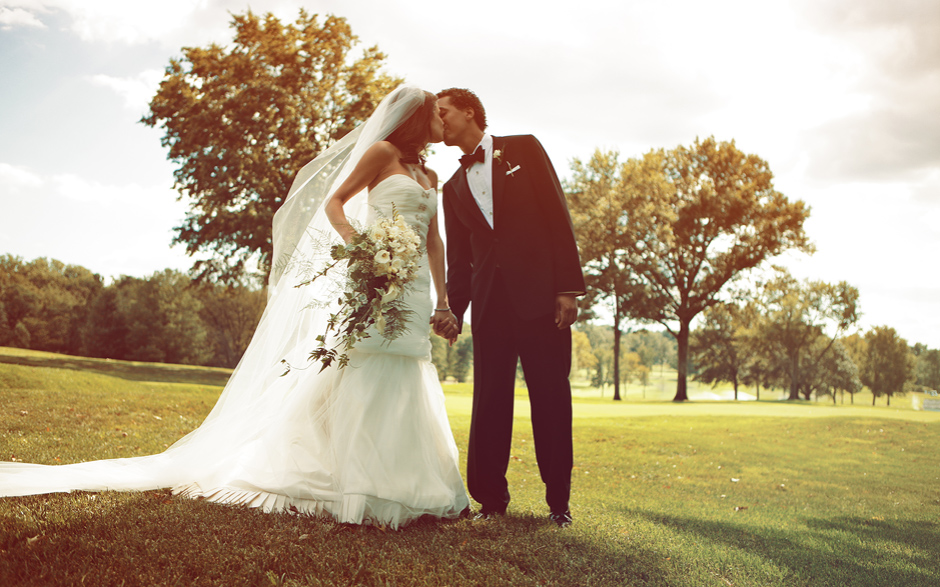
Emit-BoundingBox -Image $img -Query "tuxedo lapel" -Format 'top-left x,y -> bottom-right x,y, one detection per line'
490,136 -> 510,224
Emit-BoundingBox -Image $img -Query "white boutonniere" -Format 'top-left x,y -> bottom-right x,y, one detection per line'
493,148 -> 521,176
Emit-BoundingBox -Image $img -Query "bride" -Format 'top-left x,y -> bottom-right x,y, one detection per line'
0,86 -> 471,529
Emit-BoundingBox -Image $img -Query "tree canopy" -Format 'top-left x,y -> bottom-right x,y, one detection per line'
142,10 -> 401,284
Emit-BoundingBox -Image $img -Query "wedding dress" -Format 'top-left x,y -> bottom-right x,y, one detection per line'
171,174 -> 469,527
0,87 -> 470,529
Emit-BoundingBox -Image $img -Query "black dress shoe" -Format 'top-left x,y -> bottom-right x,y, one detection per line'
549,510 -> 572,528
473,505 -> 507,520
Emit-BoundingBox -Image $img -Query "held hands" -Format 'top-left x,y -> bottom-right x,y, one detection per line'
430,308 -> 459,344
554,294 -> 578,329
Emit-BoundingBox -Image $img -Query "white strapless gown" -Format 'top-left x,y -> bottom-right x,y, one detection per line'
0,175 -> 469,529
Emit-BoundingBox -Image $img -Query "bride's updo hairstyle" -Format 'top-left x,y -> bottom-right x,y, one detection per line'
385,90 -> 438,167
436,88 -> 487,131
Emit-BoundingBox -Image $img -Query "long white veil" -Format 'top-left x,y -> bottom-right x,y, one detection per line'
0,85 -> 429,497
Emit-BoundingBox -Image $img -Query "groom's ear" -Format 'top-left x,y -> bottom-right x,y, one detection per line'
464,107 -> 480,130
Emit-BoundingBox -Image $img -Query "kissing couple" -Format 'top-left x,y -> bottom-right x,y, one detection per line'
0,86 -> 585,530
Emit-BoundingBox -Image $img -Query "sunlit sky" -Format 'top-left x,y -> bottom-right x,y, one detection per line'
1,0 -> 938,347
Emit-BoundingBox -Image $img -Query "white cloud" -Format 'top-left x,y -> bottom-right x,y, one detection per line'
0,5 -> 47,30
0,162 -> 44,190
89,69 -> 164,113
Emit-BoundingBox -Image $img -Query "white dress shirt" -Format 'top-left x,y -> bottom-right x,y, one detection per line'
465,134 -> 495,228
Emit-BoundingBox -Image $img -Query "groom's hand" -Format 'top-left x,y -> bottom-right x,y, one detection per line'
554,294 -> 578,329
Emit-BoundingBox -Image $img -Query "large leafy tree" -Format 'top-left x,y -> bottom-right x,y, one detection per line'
142,10 -> 401,283
569,138 -> 812,401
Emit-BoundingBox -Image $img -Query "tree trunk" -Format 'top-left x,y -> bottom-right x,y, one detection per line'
612,318 -> 622,401
673,320 -> 690,402
733,377 -> 738,401
787,353 -> 801,400
887,393 -> 891,407
872,393 -> 876,406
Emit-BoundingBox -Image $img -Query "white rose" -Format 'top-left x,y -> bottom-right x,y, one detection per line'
374,250 -> 391,265
370,224 -> 387,241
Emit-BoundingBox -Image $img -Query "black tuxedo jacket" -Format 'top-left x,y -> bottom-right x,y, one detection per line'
442,135 -> 585,329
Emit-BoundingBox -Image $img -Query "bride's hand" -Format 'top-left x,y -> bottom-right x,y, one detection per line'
430,309 -> 459,342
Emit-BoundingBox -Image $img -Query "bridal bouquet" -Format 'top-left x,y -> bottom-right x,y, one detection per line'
289,207 -> 422,372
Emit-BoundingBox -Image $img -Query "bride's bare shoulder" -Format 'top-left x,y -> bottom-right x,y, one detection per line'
363,140 -> 399,161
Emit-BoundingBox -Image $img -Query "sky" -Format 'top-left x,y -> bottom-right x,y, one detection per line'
1,0 -> 938,347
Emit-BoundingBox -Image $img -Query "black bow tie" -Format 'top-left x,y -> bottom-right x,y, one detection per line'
460,146 -> 485,169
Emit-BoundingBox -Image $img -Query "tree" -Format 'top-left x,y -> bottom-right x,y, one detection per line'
860,326 -> 915,406
617,350 -> 648,392
568,150 -> 664,400
142,10 -> 401,284
0,301 -> 10,346
83,271 -> 212,365
809,340 -> 862,405
571,329 -> 598,377
81,286 -> 130,359
194,283 -> 266,367
451,336 -> 473,383
569,139 -> 812,401
913,346 -> 940,392
12,322 -> 30,349
430,326 -> 473,383
756,270 -> 860,400
579,323 -> 615,393
0,255 -> 102,355
839,333 -> 867,404
691,302 -> 756,400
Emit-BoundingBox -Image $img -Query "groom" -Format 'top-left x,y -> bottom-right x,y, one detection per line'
437,88 -> 585,527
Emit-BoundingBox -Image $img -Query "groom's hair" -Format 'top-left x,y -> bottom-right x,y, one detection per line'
437,88 -> 487,131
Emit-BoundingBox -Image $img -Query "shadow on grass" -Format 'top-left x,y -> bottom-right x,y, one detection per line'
631,509 -> 939,586
1,492 -> 672,587
0,353 -> 231,387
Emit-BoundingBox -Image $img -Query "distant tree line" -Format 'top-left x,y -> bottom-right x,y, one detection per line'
576,326 -> 676,395
0,255 -> 264,368
687,268 -> 935,405
0,254 -> 470,381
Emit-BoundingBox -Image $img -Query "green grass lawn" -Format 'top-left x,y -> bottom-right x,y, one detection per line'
1,347 -> 938,586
